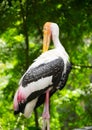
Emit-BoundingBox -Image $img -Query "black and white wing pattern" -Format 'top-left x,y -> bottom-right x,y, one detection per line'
14,57 -> 66,117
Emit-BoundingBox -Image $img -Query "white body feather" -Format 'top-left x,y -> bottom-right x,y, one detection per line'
13,23 -> 70,118
24,98 -> 38,118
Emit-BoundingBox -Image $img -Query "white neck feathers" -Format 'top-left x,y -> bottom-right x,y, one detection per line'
51,23 -> 69,58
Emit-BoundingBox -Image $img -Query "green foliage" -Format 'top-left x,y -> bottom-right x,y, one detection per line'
0,0 -> 92,129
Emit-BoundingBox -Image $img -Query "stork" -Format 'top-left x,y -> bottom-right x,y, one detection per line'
13,22 -> 72,130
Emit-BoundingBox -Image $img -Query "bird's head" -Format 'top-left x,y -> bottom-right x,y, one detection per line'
43,22 -> 59,52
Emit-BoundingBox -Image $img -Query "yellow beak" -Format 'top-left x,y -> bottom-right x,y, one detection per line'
42,22 -> 51,53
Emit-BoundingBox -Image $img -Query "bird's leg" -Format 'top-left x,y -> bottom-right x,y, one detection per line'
42,89 -> 50,118
42,89 -> 50,130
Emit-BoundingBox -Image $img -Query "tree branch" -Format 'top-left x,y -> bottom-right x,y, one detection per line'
72,63 -> 92,69
19,0 -> 29,70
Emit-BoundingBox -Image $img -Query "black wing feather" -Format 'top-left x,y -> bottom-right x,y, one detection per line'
21,58 -> 64,87
35,62 -> 72,108
14,58 -> 65,114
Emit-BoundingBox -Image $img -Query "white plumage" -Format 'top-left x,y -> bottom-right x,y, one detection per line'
24,98 -> 38,118
13,22 -> 71,119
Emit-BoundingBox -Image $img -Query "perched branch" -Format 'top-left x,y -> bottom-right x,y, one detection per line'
71,62 -> 92,69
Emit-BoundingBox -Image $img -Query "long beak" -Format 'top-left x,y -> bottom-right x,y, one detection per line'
43,32 -> 51,52
42,22 -> 51,53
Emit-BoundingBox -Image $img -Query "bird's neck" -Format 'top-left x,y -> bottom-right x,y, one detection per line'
52,36 -> 69,58
52,36 -> 65,50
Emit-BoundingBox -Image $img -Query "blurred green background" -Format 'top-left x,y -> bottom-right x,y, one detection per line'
0,0 -> 92,130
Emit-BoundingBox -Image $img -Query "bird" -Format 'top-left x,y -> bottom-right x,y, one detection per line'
13,22 -> 72,128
